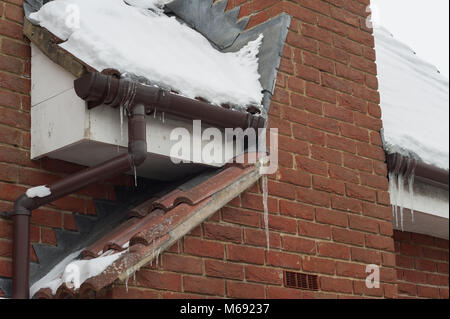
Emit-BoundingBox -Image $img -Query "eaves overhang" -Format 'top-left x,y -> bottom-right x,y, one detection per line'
387,153 -> 449,240
387,153 -> 449,190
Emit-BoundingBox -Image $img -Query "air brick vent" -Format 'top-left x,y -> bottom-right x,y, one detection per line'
284,271 -> 319,291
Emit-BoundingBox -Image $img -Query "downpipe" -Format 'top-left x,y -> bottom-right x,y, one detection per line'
9,83 -> 147,298
9,70 -> 266,298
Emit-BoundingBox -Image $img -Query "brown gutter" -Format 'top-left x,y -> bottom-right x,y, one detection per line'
8,71 -> 265,298
387,153 -> 449,190
74,72 -> 266,130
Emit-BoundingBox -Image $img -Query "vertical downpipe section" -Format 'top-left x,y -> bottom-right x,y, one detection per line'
128,104 -> 147,167
12,214 -> 30,299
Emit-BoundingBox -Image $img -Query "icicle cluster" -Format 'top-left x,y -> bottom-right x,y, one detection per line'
389,170 -> 416,231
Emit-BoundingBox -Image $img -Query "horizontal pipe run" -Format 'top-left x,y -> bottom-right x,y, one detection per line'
387,153 -> 449,190
74,72 -> 266,131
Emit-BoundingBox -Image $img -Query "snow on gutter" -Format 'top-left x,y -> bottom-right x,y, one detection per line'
374,27 -> 449,239
30,249 -> 125,298
28,0 -> 264,109
374,27 -> 449,171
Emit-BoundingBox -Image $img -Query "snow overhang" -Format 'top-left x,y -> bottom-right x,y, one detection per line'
24,0 -> 291,113
374,27 -> 449,171
374,27 -> 449,239
23,0 -> 290,181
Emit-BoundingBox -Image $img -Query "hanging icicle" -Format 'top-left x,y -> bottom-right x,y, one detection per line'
120,104 -> 124,143
261,175 -> 270,251
388,171 -> 399,228
397,173 -> 405,231
408,169 -> 416,223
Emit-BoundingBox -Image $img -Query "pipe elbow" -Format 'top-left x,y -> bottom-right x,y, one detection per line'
13,194 -> 35,216
130,140 -> 147,167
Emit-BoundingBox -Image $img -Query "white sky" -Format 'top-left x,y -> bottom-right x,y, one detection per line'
371,0 -> 449,78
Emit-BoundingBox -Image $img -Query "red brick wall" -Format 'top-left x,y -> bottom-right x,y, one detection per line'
394,230 -> 449,299
102,0 -> 398,299
0,0 -> 133,296
1,0 -> 401,299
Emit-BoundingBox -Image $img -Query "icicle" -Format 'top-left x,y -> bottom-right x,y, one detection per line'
133,165 -> 138,187
125,275 -> 129,292
397,173 -> 405,231
153,108 -> 157,118
388,172 -> 398,227
408,172 -> 415,222
261,175 -> 270,251
155,248 -> 161,268
120,105 -> 124,143
162,112 -> 165,123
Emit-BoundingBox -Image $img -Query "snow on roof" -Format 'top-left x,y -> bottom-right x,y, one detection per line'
374,27 -> 449,170
29,0 -> 264,108
30,249 -> 125,297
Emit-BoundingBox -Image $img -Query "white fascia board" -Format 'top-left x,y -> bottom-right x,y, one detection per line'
390,179 -> 449,239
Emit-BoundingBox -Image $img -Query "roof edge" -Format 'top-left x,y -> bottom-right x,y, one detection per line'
387,153 -> 449,190
116,164 -> 262,282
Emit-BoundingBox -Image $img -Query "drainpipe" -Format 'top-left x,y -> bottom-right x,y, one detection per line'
74,72 -> 266,130
9,71 -> 265,298
9,79 -> 147,299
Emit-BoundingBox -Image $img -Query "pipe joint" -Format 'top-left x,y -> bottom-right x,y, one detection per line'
128,103 -> 147,167
12,194 -> 35,217
129,140 -> 147,166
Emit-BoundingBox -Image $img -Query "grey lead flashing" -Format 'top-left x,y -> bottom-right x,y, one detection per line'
0,277 -> 12,298
23,0 -> 45,19
224,13 -> 291,113
166,0 -> 291,114
29,199 -> 125,286
166,0 -> 249,50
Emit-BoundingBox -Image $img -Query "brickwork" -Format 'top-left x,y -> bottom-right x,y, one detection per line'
394,231 -> 449,299
1,0 -> 445,299
103,0 -> 398,299
0,0 -> 133,293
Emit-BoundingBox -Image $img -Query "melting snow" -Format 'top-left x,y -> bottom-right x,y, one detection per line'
30,249 -> 124,297
30,0 -> 264,108
26,185 -> 51,198
374,27 -> 449,170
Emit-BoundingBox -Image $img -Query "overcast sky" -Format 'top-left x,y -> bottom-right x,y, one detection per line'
371,0 -> 449,78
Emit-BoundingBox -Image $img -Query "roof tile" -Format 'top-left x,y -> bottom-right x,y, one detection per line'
33,161 -> 259,298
